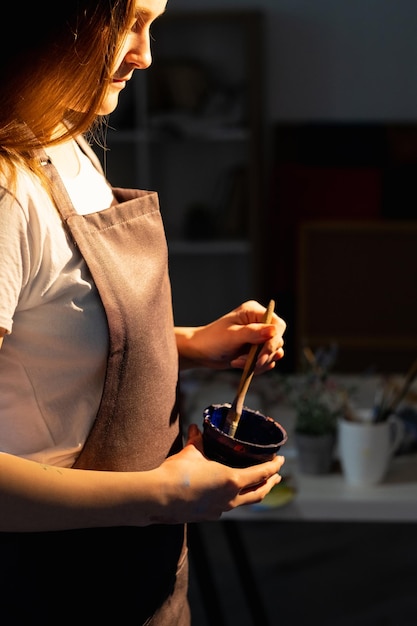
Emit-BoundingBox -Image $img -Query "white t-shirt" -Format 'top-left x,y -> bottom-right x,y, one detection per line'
0,146 -> 113,466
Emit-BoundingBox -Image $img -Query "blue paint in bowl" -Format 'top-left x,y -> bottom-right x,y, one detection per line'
203,403 -> 287,468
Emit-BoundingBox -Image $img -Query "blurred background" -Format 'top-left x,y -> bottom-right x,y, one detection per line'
101,0 -> 417,375
97,3 -> 417,624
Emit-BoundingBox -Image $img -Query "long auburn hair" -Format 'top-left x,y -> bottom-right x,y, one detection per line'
0,0 -> 135,180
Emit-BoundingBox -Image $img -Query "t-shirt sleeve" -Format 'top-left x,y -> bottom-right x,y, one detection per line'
0,186 -> 30,333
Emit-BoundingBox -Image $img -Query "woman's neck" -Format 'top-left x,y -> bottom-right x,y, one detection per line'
46,139 -> 80,179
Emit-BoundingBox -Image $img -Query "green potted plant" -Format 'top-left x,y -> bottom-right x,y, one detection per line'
289,346 -> 348,474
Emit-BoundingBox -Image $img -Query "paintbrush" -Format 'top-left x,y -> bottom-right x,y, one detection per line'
374,356 -> 417,422
224,300 -> 275,438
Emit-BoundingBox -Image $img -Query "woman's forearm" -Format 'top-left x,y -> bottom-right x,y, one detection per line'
0,429 -> 284,532
175,326 -> 203,369
0,452 -> 158,532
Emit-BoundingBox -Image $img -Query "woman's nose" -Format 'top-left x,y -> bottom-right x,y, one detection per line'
126,31 -> 153,70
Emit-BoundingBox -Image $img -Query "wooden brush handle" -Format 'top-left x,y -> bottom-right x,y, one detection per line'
226,300 -> 275,437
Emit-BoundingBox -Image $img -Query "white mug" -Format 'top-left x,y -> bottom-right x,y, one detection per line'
337,413 -> 405,487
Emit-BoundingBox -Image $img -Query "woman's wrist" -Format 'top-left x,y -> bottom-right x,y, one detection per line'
175,326 -> 205,369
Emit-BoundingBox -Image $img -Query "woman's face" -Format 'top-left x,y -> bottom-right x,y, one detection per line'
99,0 -> 168,115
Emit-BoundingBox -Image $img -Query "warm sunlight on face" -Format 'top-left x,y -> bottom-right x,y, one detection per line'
99,0 -> 168,115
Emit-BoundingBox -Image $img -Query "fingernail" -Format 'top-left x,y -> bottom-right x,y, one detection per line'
261,327 -> 275,339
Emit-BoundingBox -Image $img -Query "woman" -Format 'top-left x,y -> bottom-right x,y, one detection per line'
0,0 -> 286,623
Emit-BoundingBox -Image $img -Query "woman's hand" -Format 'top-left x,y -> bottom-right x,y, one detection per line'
175,300 -> 286,373
154,424 -> 285,524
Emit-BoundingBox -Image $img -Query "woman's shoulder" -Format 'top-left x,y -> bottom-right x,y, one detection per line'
0,161 -> 51,217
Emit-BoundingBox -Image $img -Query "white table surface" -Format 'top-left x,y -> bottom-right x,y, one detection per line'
182,370 -> 417,523
224,453 -> 417,523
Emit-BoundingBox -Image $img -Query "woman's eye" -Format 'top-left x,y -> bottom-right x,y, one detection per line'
130,20 -> 140,33
130,12 -> 147,34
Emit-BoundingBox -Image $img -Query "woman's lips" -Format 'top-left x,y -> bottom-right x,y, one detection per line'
111,78 -> 127,90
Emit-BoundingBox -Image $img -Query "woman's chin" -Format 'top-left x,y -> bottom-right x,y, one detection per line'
98,92 -> 121,116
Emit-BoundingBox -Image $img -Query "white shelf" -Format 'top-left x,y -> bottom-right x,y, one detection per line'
224,454 -> 417,523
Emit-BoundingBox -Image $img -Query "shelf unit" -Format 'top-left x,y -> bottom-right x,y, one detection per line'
98,10 -> 265,325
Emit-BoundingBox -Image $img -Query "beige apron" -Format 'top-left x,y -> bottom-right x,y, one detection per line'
0,141 -> 190,626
